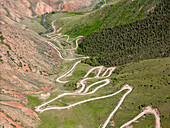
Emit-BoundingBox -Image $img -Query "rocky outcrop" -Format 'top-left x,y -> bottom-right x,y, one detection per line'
0,112 -> 24,128
62,0 -> 92,12
35,0 -> 55,15
41,0 -> 96,12
0,0 -> 98,24
41,0 -> 63,11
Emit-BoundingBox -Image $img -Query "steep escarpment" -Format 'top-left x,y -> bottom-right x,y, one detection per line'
0,0 -> 55,24
34,0 -> 55,15
61,0 -> 96,12
41,0 -> 98,12
34,0 -> 98,14
0,0 -> 98,24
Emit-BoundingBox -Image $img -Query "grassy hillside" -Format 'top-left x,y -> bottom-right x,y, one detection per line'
54,0 -> 160,37
78,0 -> 169,67
27,58 -> 170,127
110,57 -> 170,128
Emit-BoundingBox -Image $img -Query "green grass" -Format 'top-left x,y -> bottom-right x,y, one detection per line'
26,57 -> 170,127
20,18 -> 46,33
26,95 -> 43,110
110,57 -> 170,128
54,0 -> 160,37
63,62 -> 93,91
131,114 -> 155,128
38,91 -> 125,128
92,0 -> 105,11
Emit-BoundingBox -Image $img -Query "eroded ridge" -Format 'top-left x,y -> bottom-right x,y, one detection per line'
0,112 -> 24,128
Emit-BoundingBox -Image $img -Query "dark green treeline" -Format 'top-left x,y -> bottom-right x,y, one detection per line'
78,0 -> 169,67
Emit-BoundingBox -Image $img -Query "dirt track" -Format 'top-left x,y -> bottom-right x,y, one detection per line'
35,61 -> 133,128
34,22 -> 161,127
46,24 -> 89,61
120,106 -> 161,128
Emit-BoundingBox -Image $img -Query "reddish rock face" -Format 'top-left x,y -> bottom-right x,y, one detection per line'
35,0 -> 55,15
0,101 -> 40,120
41,0 -> 95,12
0,24 -> 61,91
0,0 -> 97,23
0,0 -> 33,24
61,0 -> 92,12
0,0 -> 98,127
0,112 -> 24,128
41,0 -> 63,11
35,0 -> 95,15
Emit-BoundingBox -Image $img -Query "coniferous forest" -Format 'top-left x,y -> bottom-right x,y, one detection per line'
78,0 -> 169,67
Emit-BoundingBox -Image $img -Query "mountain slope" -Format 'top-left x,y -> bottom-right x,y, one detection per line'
0,24 -> 61,91
0,0 -> 169,127
0,24 -> 61,127
78,0 -> 169,66
54,0 -> 161,37
27,57 -> 170,128
0,0 -> 98,24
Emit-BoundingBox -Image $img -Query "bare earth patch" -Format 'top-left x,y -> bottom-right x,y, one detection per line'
0,101 -> 40,120
0,112 -> 24,128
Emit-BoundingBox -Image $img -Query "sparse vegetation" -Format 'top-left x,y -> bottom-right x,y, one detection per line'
0,33 -> 11,50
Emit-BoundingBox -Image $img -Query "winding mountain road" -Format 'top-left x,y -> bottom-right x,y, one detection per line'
35,60 -> 133,127
35,20 -> 161,128
56,60 -> 81,83
46,25 -> 89,61
47,41 -> 89,61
